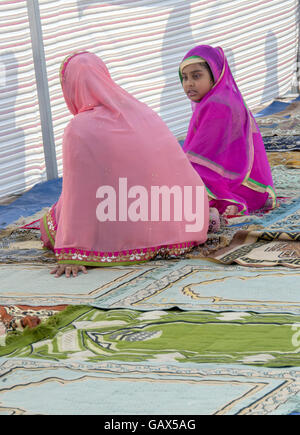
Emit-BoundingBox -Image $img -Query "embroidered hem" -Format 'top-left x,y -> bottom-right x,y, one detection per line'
42,205 -> 197,265
54,242 -> 197,265
42,205 -> 58,249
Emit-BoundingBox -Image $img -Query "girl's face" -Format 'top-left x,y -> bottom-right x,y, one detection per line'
181,63 -> 214,102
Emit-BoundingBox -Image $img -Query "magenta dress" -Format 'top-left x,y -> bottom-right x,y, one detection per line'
180,45 -> 276,215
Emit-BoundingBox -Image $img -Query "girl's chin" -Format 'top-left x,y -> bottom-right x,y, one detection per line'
188,95 -> 202,102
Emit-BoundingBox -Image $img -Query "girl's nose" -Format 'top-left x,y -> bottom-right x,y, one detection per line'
186,77 -> 194,87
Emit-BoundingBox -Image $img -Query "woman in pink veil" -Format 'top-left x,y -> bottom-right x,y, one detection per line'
40,51 -> 209,277
179,45 -> 276,217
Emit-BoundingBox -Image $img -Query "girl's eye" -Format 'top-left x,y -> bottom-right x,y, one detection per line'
193,74 -> 201,79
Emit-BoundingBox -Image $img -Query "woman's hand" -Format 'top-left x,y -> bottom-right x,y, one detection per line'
50,264 -> 88,278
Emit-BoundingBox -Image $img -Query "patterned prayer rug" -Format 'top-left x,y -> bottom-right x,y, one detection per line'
265,136 -> 300,168
267,152 -> 300,169
196,230 -> 300,268
1,307 -> 300,368
1,305 -> 300,414
1,259 -> 298,314
0,228 -> 55,264
0,357 -> 299,415
263,136 -> 300,152
255,97 -> 300,137
190,197 -> 300,267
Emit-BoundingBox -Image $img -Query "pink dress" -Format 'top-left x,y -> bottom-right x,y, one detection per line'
40,52 -> 209,266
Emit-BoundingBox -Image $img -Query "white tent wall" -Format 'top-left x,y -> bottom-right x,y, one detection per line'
0,0 -> 46,200
0,0 -> 299,199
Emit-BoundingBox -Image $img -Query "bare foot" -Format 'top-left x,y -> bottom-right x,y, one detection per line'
223,205 -> 238,216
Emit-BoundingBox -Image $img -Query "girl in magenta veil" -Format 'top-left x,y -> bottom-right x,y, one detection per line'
40,51 -> 209,277
179,45 -> 277,217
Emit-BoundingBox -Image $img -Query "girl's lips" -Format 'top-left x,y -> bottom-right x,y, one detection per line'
187,90 -> 198,97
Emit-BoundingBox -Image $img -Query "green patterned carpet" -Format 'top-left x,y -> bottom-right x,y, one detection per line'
2,306 -> 300,368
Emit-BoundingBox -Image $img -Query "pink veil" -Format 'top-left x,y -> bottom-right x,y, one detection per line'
40,52 -> 209,265
180,45 -> 276,214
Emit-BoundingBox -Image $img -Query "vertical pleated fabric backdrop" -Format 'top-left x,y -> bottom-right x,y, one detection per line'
0,0 -> 299,198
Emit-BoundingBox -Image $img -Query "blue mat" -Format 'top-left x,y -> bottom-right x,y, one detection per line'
254,95 -> 300,118
0,178 -> 62,229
